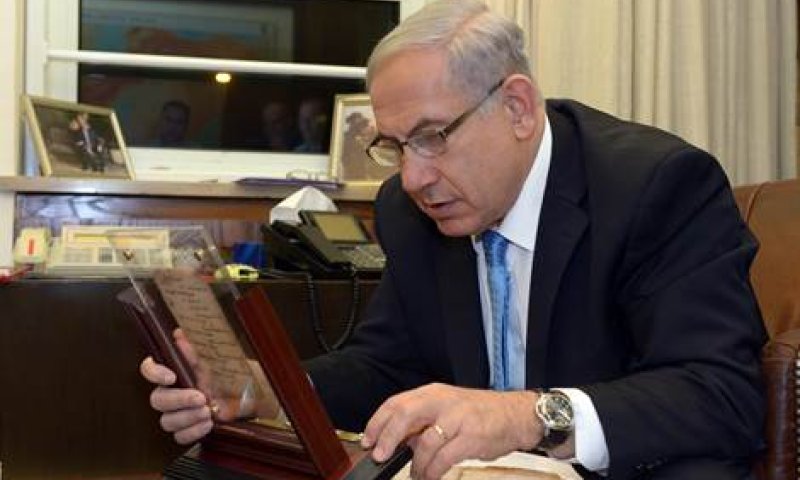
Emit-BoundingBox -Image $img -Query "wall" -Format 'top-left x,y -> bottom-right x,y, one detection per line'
0,0 -> 23,266
0,0 -> 21,174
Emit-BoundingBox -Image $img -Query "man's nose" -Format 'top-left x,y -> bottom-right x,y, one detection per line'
400,152 -> 438,194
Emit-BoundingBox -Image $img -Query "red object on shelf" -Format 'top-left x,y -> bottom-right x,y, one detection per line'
0,265 -> 32,284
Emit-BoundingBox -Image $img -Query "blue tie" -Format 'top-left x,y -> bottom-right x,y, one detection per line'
483,230 -> 511,391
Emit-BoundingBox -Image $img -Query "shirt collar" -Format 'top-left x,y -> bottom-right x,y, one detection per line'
474,115 -> 552,252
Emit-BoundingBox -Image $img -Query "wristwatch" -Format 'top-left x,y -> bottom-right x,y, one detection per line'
534,389 -> 574,450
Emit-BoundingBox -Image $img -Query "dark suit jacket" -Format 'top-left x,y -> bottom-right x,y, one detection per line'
306,99 -> 766,479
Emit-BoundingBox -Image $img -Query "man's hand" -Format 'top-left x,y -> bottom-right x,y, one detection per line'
360,383 -> 543,480
140,356 -> 214,444
139,329 -> 220,445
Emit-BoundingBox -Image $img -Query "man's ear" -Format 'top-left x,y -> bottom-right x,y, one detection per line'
501,75 -> 539,139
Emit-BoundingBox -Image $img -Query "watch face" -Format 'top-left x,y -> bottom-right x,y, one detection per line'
539,393 -> 574,430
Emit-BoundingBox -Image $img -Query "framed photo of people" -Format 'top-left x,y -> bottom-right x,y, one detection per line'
23,95 -> 134,179
328,93 -> 397,186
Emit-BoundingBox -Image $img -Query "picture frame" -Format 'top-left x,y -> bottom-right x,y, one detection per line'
23,95 -> 134,179
111,226 -> 411,479
328,93 -> 397,186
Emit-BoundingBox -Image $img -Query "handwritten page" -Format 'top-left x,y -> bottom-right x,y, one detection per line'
153,269 -> 282,421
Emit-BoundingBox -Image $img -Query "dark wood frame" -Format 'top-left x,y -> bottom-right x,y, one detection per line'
120,279 -> 409,480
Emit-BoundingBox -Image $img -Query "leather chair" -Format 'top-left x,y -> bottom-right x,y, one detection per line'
733,179 -> 800,480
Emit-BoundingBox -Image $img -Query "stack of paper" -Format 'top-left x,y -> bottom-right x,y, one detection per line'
392,451 -> 581,480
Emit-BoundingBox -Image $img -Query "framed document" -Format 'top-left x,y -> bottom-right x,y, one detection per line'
109,226 -> 409,479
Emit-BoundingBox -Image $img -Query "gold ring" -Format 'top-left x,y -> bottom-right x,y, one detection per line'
209,403 -> 221,415
432,423 -> 449,442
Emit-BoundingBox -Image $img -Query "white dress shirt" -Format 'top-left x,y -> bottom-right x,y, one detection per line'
472,117 -> 609,471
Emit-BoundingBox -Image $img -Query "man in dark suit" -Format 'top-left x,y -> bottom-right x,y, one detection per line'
141,0 -> 766,478
69,111 -> 107,172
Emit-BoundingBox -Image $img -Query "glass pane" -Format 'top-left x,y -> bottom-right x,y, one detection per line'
109,226 -> 289,426
80,67 -> 364,151
80,0 -> 398,66
78,0 -> 399,152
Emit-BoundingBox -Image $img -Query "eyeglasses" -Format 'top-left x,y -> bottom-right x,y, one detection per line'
365,79 -> 505,167
286,169 -> 335,182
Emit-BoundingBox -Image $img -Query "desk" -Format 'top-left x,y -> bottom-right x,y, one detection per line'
0,278 -> 377,479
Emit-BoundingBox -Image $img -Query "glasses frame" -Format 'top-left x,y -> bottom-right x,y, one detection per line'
365,78 -> 506,167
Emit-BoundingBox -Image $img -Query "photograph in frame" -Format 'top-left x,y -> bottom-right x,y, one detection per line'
328,93 -> 397,186
23,95 -> 135,179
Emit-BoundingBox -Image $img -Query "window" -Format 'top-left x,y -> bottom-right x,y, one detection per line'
26,0 -> 423,180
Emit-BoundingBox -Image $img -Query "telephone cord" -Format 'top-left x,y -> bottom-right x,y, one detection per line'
259,267 -> 360,353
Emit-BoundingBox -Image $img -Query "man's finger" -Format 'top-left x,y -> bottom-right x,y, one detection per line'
409,424 -> 451,479
159,403 -> 213,434
140,356 -> 176,386
369,408 -> 433,463
419,431 -> 471,480
361,400 -> 394,449
174,329 -> 200,367
363,396 -> 410,461
150,385 -> 207,413
173,418 -> 214,445
363,385 -> 446,461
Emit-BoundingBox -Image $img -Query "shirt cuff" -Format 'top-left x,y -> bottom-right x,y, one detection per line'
554,387 -> 609,472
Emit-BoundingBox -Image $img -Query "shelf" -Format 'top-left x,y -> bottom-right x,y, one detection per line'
0,176 -> 380,202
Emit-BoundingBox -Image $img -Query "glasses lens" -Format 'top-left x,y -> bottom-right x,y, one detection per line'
368,143 -> 401,167
408,132 -> 446,158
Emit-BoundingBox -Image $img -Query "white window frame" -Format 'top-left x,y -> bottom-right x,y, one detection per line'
0,0 -> 23,266
25,0 -> 425,182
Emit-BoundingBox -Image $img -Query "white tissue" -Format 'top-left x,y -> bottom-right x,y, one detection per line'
269,186 -> 337,224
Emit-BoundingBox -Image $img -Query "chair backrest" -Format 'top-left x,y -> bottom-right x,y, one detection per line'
733,179 -> 800,480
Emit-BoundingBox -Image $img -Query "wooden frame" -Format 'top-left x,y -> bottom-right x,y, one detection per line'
328,94 -> 397,187
113,227 -> 409,479
23,95 -> 134,179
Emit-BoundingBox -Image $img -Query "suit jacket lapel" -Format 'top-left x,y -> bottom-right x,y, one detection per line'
526,104 -> 589,387
436,236 -> 489,388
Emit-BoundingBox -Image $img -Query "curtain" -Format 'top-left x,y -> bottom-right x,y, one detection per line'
482,0 -> 797,185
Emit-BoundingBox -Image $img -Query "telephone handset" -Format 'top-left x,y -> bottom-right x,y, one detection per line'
262,220 -> 351,278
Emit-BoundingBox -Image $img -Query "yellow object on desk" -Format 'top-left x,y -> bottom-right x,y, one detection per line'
214,263 -> 259,281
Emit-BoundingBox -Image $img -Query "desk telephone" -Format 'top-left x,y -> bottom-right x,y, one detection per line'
261,210 -> 385,278
261,211 -> 383,352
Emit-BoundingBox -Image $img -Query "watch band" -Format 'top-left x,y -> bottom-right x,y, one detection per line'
537,425 -> 570,450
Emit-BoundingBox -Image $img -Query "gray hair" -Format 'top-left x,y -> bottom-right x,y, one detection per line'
366,0 -> 531,103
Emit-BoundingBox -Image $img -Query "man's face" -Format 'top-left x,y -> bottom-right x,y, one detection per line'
262,103 -> 292,136
298,100 -> 327,142
369,49 -> 533,237
159,106 -> 188,145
